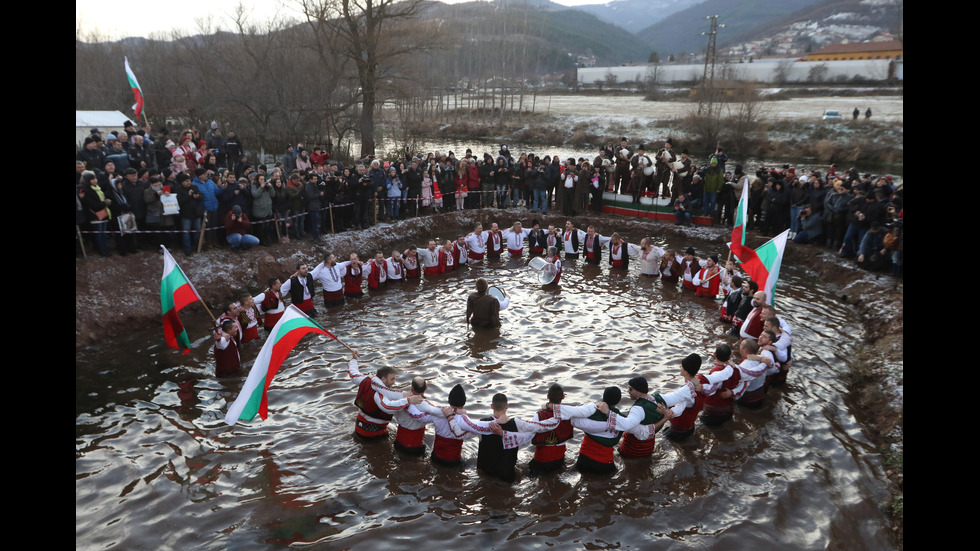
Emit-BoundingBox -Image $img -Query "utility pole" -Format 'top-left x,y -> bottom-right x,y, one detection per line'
698,15 -> 724,116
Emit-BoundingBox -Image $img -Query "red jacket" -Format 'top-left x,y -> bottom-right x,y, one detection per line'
223,211 -> 251,236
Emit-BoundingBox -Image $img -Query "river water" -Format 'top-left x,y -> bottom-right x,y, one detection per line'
75,233 -> 896,550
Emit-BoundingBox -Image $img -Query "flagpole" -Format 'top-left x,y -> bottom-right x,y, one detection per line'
290,305 -> 358,355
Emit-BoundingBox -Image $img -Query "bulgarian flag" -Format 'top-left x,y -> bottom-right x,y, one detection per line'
160,246 -> 201,354
737,230 -> 789,305
124,57 -> 144,122
225,306 -> 336,426
729,180 -> 750,261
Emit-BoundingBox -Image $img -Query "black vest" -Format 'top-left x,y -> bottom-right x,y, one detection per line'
609,241 -> 629,269
528,229 -> 546,251
289,274 -> 314,304
584,234 -> 602,264
477,417 -> 519,483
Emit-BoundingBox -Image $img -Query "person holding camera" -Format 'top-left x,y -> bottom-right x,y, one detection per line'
793,205 -> 823,245
250,172 -> 276,245
224,205 -> 259,251
176,172 -> 204,255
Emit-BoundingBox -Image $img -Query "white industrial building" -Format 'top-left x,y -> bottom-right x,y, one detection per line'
578,59 -> 901,85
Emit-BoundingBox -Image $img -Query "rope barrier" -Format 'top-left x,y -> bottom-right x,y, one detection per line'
76,190 -> 507,236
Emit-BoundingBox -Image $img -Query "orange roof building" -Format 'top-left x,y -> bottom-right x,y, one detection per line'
803,40 -> 903,62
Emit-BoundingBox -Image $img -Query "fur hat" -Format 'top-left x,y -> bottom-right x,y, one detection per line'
681,353 -> 702,376
602,386 -> 622,407
448,384 -> 466,407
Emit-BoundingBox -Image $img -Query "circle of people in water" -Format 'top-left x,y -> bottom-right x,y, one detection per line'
212,217 -> 792,481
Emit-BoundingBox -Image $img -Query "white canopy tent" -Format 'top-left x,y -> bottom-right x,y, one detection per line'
76,111 -> 130,148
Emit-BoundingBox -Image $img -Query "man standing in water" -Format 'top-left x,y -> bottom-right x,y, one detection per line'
604,376 -> 674,458
466,277 -> 500,328
386,376 -> 452,455
739,291 -> 768,342
346,352 -> 422,440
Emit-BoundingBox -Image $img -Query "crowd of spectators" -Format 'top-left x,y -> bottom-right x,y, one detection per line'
75,122 -> 902,276
727,163 -> 904,276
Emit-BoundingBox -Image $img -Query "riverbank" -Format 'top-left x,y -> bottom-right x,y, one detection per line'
425,114 -> 903,167
75,209 -> 902,546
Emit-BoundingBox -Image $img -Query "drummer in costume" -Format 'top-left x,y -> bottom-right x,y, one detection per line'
547,246 -> 562,285
675,149 -> 694,198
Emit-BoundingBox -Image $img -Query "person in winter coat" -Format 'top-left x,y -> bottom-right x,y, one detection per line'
250,173 -> 276,244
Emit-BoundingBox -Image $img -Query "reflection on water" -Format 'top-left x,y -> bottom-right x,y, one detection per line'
76,235 -> 896,550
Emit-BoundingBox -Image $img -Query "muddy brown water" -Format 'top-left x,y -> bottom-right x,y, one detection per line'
75,233 -> 896,550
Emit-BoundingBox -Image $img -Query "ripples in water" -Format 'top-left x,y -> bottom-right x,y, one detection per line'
76,236 -> 895,550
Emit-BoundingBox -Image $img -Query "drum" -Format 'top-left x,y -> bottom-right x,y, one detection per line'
488,286 -> 509,310
539,263 -> 557,284
528,257 -> 557,284
528,257 -> 548,271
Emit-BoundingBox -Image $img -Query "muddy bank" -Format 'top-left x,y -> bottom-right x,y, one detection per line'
74,209 -> 902,541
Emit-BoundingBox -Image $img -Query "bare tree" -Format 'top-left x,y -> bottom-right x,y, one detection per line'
807,63 -> 828,83
297,0 -> 434,157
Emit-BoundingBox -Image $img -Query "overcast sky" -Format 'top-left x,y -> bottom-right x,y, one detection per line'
77,0 -> 606,41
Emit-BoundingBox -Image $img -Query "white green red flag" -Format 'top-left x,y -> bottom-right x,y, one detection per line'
225,306 -> 336,426
730,179 -> 750,260
737,229 -> 789,305
124,57 -> 144,121
160,246 -> 201,355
